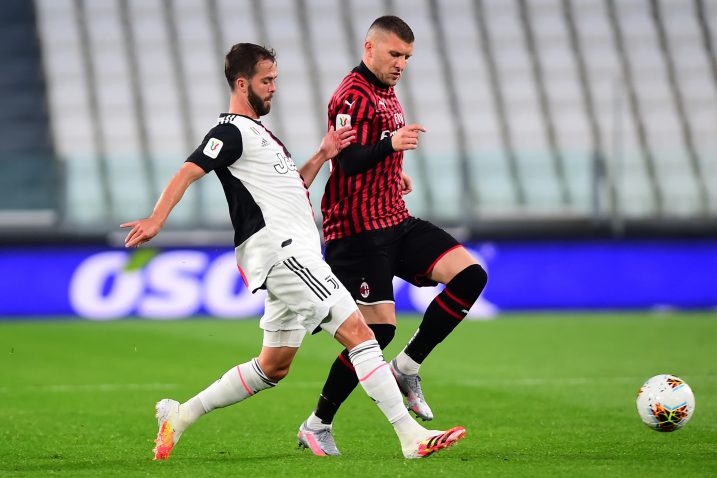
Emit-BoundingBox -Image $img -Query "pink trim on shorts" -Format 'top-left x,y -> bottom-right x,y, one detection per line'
237,265 -> 248,288
413,244 -> 462,284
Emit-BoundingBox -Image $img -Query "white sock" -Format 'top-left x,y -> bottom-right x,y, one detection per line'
305,411 -> 328,430
395,350 -> 421,375
349,340 -> 426,447
177,397 -> 205,431
179,358 -> 276,427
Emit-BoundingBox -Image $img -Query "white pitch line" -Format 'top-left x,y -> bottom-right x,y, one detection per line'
0,383 -> 178,393
2,375 -> 714,394
442,375 -> 717,387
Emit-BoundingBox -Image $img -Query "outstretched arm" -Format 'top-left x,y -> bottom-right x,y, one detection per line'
121,162 -> 206,247
336,123 -> 426,176
300,125 -> 356,187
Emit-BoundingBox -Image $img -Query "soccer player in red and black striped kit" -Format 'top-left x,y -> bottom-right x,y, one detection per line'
296,16 -> 488,456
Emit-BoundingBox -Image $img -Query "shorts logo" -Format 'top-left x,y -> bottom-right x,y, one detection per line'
359,281 -> 370,299
336,113 -> 351,129
203,138 -> 223,158
325,275 -> 339,290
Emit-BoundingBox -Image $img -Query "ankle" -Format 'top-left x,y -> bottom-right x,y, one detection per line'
178,397 -> 206,429
393,414 -> 426,447
306,412 -> 329,429
394,351 -> 420,375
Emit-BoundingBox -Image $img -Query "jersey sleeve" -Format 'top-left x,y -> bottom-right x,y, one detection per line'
185,123 -> 243,172
330,86 -> 393,175
330,87 -> 375,146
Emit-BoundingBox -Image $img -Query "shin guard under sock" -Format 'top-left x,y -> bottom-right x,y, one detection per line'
404,264 -> 487,363
315,324 -> 395,424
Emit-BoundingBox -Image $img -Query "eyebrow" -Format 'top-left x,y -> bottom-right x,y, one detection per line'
389,49 -> 411,57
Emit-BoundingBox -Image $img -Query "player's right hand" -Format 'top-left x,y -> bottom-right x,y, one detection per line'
391,124 -> 426,152
320,125 -> 357,160
120,218 -> 162,248
400,171 -> 413,195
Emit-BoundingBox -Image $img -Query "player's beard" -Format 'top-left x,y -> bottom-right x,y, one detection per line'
248,85 -> 271,116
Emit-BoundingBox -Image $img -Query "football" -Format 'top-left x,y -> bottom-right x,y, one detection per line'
636,374 -> 695,432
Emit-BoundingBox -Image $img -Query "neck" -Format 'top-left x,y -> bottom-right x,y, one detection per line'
358,59 -> 390,89
228,93 -> 259,119
362,56 -> 376,77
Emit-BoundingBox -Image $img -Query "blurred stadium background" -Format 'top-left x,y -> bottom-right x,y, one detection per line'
1,0 -> 716,318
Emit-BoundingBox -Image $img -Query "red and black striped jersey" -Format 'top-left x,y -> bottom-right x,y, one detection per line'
321,62 -> 409,241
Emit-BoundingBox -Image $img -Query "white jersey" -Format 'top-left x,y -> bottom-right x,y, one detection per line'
186,113 -> 321,291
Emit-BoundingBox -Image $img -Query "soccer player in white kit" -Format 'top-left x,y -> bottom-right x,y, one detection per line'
121,43 -> 465,460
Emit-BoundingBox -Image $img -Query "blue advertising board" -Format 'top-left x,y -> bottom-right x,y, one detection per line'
0,240 -> 715,319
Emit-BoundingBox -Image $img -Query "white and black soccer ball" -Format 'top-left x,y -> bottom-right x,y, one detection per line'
636,374 -> 695,432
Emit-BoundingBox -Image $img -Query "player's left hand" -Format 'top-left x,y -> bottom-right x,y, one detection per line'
400,171 -> 413,195
320,125 -> 356,160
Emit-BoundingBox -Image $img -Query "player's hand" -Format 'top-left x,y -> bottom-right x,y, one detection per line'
120,217 -> 162,248
400,171 -> 413,195
319,125 -> 356,161
390,124 -> 426,152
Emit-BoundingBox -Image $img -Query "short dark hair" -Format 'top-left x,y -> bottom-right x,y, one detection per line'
224,43 -> 277,90
368,15 -> 414,43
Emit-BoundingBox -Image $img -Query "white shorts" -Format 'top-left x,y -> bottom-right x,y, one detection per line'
259,253 -> 358,343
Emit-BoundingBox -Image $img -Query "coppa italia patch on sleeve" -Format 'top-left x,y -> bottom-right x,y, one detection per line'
203,138 -> 223,158
335,114 -> 351,129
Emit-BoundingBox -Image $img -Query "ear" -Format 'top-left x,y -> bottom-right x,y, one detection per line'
236,77 -> 247,92
364,40 -> 373,59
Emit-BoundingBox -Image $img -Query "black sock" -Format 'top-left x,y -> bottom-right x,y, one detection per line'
314,323 -> 396,424
404,264 -> 487,363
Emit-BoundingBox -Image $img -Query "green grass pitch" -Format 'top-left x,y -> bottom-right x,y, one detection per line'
1,313 -> 716,477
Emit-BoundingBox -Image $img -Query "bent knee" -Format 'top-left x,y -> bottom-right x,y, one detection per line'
467,263 -> 488,287
263,365 -> 291,382
368,323 -> 396,349
336,310 -> 376,345
445,263 -> 488,304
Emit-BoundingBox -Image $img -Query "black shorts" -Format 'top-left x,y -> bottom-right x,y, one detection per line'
324,217 -> 461,304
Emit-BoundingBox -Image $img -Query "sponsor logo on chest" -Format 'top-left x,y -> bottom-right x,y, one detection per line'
379,110 -> 405,140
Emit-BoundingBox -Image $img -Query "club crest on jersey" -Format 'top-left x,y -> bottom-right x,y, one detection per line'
359,281 -> 370,299
203,138 -> 223,159
336,114 -> 351,129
